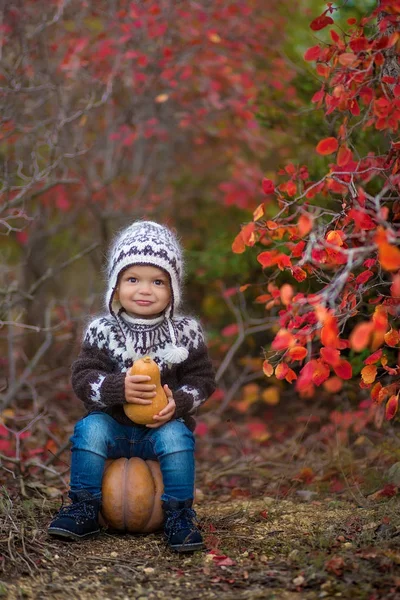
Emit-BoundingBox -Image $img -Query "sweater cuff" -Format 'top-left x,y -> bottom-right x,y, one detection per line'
101,373 -> 126,406
173,391 -> 194,419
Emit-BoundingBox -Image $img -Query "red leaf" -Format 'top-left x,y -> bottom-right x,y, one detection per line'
304,45 -> 321,61
337,145 -> 353,167
320,347 -> 340,366
310,14 -> 334,31
312,89 -> 325,104
312,360 -> 330,386
292,266 -> 307,282
221,323 -> 239,337
325,556 -> 345,576
356,270 -> 374,285
316,137 -> 338,156
262,178 -> 275,194
257,251 -> 277,268
385,395 -> 398,420
364,349 -> 383,365
333,360 -> 352,380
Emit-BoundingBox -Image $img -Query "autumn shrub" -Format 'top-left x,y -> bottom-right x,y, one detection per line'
233,0 -> 400,427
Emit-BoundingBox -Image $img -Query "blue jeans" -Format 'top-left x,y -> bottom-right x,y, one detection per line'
69,411 -> 196,502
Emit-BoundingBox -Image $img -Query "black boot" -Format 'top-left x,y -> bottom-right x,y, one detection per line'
48,490 -> 101,541
162,498 -> 204,553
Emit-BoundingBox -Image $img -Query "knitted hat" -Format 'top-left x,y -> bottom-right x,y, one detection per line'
106,220 -> 188,363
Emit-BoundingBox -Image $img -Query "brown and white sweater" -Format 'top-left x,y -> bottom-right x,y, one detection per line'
71,312 -> 216,431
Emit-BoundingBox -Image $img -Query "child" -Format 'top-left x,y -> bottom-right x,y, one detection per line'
48,221 -> 216,552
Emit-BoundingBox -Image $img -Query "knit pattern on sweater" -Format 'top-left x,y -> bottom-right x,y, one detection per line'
71,313 -> 216,431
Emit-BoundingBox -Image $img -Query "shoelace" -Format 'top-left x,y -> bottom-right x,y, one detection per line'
165,507 -> 198,536
56,500 -> 97,521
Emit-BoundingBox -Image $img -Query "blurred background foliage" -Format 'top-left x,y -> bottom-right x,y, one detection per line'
0,0 -> 382,416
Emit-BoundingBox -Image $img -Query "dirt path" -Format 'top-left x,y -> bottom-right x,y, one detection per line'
2,494 -> 400,600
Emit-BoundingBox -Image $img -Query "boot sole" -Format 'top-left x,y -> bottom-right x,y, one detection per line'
48,527 -> 100,541
169,542 -> 205,553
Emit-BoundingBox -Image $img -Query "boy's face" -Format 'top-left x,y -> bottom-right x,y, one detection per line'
115,265 -> 171,318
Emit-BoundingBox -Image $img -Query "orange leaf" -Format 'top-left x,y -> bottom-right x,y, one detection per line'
323,377 -> 343,393
316,137 -> 338,156
298,213 -> 313,237
288,346 -> 308,361
257,251 -> 277,268
312,360 -> 331,386
285,368 -> 297,383
361,365 -> 377,385
391,274 -> 400,298
384,328 -> 400,347
372,306 -> 388,331
349,322 -> 373,351
266,220 -> 279,230
371,382 -> 383,403
275,362 -> 289,380
253,204 -> 264,221
232,232 -> 245,254
280,284 -> 294,306
320,315 -> 340,348
333,359 -> 352,380
271,329 -> 296,351
262,360 -> 274,377
378,242 -> 400,271
326,230 -> 345,247
262,387 -> 280,405
385,395 -> 398,420
241,222 -> 256,246
338,52 -> 358,66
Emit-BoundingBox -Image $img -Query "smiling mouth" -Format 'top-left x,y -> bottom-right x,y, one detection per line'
135,300 -> 153,306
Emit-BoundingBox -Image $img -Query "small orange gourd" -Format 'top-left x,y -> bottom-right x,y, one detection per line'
123,356 -> 168,425
101,457 -> 164,532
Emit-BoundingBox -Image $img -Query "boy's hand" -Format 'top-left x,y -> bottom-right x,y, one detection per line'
125,373 -> 156,404
146,385 -> 176,428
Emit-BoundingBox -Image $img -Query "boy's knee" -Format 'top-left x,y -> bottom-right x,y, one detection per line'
153,419 -> 195,456
70,412 -> 115,456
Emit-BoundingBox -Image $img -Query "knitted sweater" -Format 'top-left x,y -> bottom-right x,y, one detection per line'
71,312 -> 216,431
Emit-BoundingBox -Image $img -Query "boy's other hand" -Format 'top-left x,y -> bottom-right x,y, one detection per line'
146,384 -> 176,428
125,373 -> 156,404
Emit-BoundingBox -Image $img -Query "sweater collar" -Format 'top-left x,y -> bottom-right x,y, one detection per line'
119,311 -> 166,328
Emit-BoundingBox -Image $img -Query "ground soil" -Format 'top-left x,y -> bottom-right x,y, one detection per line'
1,400 -> 400,599
1,494 -> 400,600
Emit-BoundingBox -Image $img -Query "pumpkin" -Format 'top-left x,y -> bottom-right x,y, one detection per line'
123,356 -> 168,425
101,457 -> 164,532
